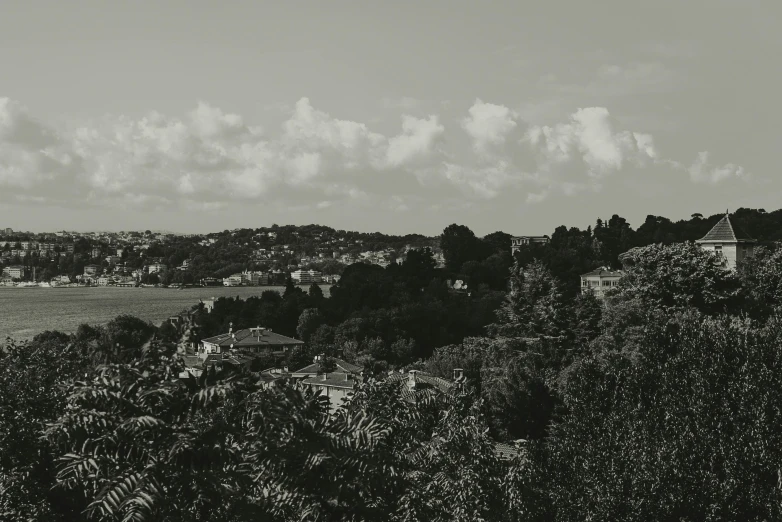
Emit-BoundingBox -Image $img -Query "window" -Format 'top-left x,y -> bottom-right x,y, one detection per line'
714,245 -> 722,252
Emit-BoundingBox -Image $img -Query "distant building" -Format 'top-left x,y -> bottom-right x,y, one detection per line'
511,236 -> 550,255
91,248 -> 102,258
2,265 -> 25,279
291,269 -> 322,284
147,263 -> 166,274
580,267 -> 623,298
695,213 -> 756,270
83,264 -> 101,277
223,274 -> 243,286
105,255 -> 121,265
3,228 -> 12,235
241,270 -> 269,285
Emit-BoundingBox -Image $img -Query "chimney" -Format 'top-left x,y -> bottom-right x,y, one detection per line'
283,366 -> 288,373
321,373 -> 327,381
407,370 -> 418,389
453,368 -> 464,381
228,322 -> 233,335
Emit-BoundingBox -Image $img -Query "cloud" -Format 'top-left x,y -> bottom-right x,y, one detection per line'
687,151 -> 749,184
525,107 -> 657,179
461,99 -> 518,154
0,95 -> 747,214
385,115 -> 444,168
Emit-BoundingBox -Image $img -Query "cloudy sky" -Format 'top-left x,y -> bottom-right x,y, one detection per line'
0,1 -> 778,235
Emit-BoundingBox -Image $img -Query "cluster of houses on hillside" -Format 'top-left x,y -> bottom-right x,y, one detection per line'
171,317 -> 520,458
177,323 -> 466,414
578,213 -> 756,298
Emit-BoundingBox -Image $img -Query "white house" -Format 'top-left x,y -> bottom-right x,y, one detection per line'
695,213 -> 756,270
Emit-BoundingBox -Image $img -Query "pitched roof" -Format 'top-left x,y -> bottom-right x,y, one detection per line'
696,214 -> 756,243
303,373 -> 358,389
202,327 -> 304,348
386,371 -> 458,402
580,267 -> 623,278
292,358 -> 363,376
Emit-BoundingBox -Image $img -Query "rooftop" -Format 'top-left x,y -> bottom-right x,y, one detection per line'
581,267 -> 623,278
202,327 -> 304,348
696,214 -> 756,243
302,373 -> 358,389
292,357 -> 363,376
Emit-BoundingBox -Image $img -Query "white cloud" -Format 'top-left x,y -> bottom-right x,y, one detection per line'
688,151 -> 749,184
385,115 -> 444,168
461,99 -> 518,154
525,107 -> 657,179
0,95 -> 748,214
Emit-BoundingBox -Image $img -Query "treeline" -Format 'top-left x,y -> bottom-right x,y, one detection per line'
193,248 -> 508,373
475,207 -> 782,295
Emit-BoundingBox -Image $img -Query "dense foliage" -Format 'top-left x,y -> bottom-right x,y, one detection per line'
6,214 -> 782,520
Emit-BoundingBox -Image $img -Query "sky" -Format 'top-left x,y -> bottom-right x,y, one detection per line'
0,0 -> 779,236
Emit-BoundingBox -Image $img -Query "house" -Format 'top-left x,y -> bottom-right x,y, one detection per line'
385,368 -> 466,403
580,267 -> 623,298
257,367 -> 291,389
695,212 -> 756,270
291,269 -> 322,284
199,325 -> 304,358
147,263 -> 167,274
241,270 -> 269,286
83,264 -> 101,277
223,274 -> 243,286
293,356 -> 365,413
511,236 -> 550,255
2,265 -> 25,279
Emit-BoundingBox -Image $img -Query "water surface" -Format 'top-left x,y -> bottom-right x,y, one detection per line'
0,285 -> 330,341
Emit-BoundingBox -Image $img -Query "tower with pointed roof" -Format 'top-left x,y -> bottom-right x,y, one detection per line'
695,212 -> 756,269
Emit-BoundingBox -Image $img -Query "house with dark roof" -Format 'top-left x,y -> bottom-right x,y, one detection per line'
291,355 -> 363,378
199,325 -> 304,358
293,355 -> 365,413
580,267 -> 623,298
695,212 -> 756,270
179,325 -> 303,379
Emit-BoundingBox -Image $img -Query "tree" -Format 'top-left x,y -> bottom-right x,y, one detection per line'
0,335 -> 90,520
548,312 -> 782,521
296,308 -> 325,343
308,282 -> 324,304
440,224 -> 490,273
737,243 -> 782,318
615,242 -> 741,314
489,260 -> 570,339
45,352 -> 403,522
570,290 -> 602,348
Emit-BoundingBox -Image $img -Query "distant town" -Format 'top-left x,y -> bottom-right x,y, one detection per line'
0,225 -> 444,288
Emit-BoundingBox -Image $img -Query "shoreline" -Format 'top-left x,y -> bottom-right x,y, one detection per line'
0,284 -> 332,341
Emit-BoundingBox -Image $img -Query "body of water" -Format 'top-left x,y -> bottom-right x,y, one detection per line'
0,285 -> 330,341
